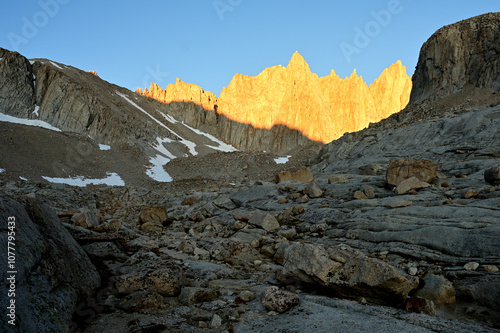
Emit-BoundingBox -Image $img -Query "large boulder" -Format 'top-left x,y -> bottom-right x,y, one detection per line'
414,274 -> 456,308
410,12 -> 500,104
278,243 -> 418,305
260,286 -> 300,313
386,159 -> 438,188
0,194 -> 100,333
484,165 -> 500,185
115,251 -> 186,296
276,167 -> 314,183
248,211 -> 280,233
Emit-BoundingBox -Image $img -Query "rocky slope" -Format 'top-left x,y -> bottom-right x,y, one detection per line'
1,48 -> 273,185
138,52 -> 412,144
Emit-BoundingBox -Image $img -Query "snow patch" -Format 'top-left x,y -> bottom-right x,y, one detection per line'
29,60 -> 35,65
0,112 -> 61,132
274,156 -> 292,164
116,91 -> 176,133
0,168 -> 4,173
152,137 -> 175,159
50,61 -> 63,69
146,155 -> 173,182
19,176 -> 28,181
99,144 -> 111,151
32,106 -> 40,117
115,96 -> 199,157
182,122 -> 238,152
42,172 -> 125,187
145,137 -> 175,182
161,113 -> 178,124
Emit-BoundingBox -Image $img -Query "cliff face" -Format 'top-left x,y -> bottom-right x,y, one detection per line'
138,52 -> 412,144
410,12 -> 500,104
142,78 -> 218,111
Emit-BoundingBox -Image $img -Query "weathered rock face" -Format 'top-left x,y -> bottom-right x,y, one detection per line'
410,12 -> 500,104
136,82 -> 313,153
141,79 -> 218,111
260,286 -> 300,313
115,250 -> 187,296
0,47 -> 177,153
386,159 -> 438,188
0,194 -> 100,333
279,243 -> 418,305
0,49 -> 35,115
138,52 -> 412,145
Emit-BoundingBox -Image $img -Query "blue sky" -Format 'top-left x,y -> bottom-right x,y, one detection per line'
1,1 -> 498,96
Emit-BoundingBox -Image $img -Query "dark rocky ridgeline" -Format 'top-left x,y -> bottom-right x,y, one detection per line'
0,12 -> 500,333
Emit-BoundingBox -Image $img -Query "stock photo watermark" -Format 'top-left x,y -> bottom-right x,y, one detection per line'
7,0 -> 71,51
6,216 -> 17,326
339,0 -> 405,63
213,0 -> 243,21
50,140 -> 93,176
142,65 -> 169,89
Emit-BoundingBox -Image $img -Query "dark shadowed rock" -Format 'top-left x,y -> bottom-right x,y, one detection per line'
454,275 -> 500,310
484,165 -> 500,185
0,194 -> 100,333
405,297 -> 436,315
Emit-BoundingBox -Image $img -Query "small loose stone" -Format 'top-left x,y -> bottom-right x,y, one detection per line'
408,267 -> 418,276
484,265 -> 499,273
463,262 -> 479,271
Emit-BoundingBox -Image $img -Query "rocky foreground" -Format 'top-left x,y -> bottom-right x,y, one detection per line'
1,12 -> 500,333
1,138 -> 499,332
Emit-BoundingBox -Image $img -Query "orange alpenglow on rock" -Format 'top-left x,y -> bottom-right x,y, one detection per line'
136,52 -> 412,143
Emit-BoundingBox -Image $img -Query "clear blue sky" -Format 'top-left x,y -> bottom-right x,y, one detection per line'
1,1 -> 498,96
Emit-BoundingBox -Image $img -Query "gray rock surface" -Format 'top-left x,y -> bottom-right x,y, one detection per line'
0,194 -> 100,333
1,11 -> 500,333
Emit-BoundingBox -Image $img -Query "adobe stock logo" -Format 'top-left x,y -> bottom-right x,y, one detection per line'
7,0 -> 71,51
213,0 -> 243,21
340,0 -> 404,63
142,65 -> 169,89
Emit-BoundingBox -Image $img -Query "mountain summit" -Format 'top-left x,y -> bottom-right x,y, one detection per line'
137,52 -> 412,143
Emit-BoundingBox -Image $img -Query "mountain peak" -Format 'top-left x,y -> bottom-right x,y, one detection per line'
287,51 -> 309,69
139,53 -> 412,144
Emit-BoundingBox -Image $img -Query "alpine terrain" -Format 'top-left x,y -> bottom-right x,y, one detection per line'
0,12 -> 499,333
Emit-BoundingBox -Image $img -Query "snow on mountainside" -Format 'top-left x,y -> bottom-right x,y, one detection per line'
0,48 -> 243,186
